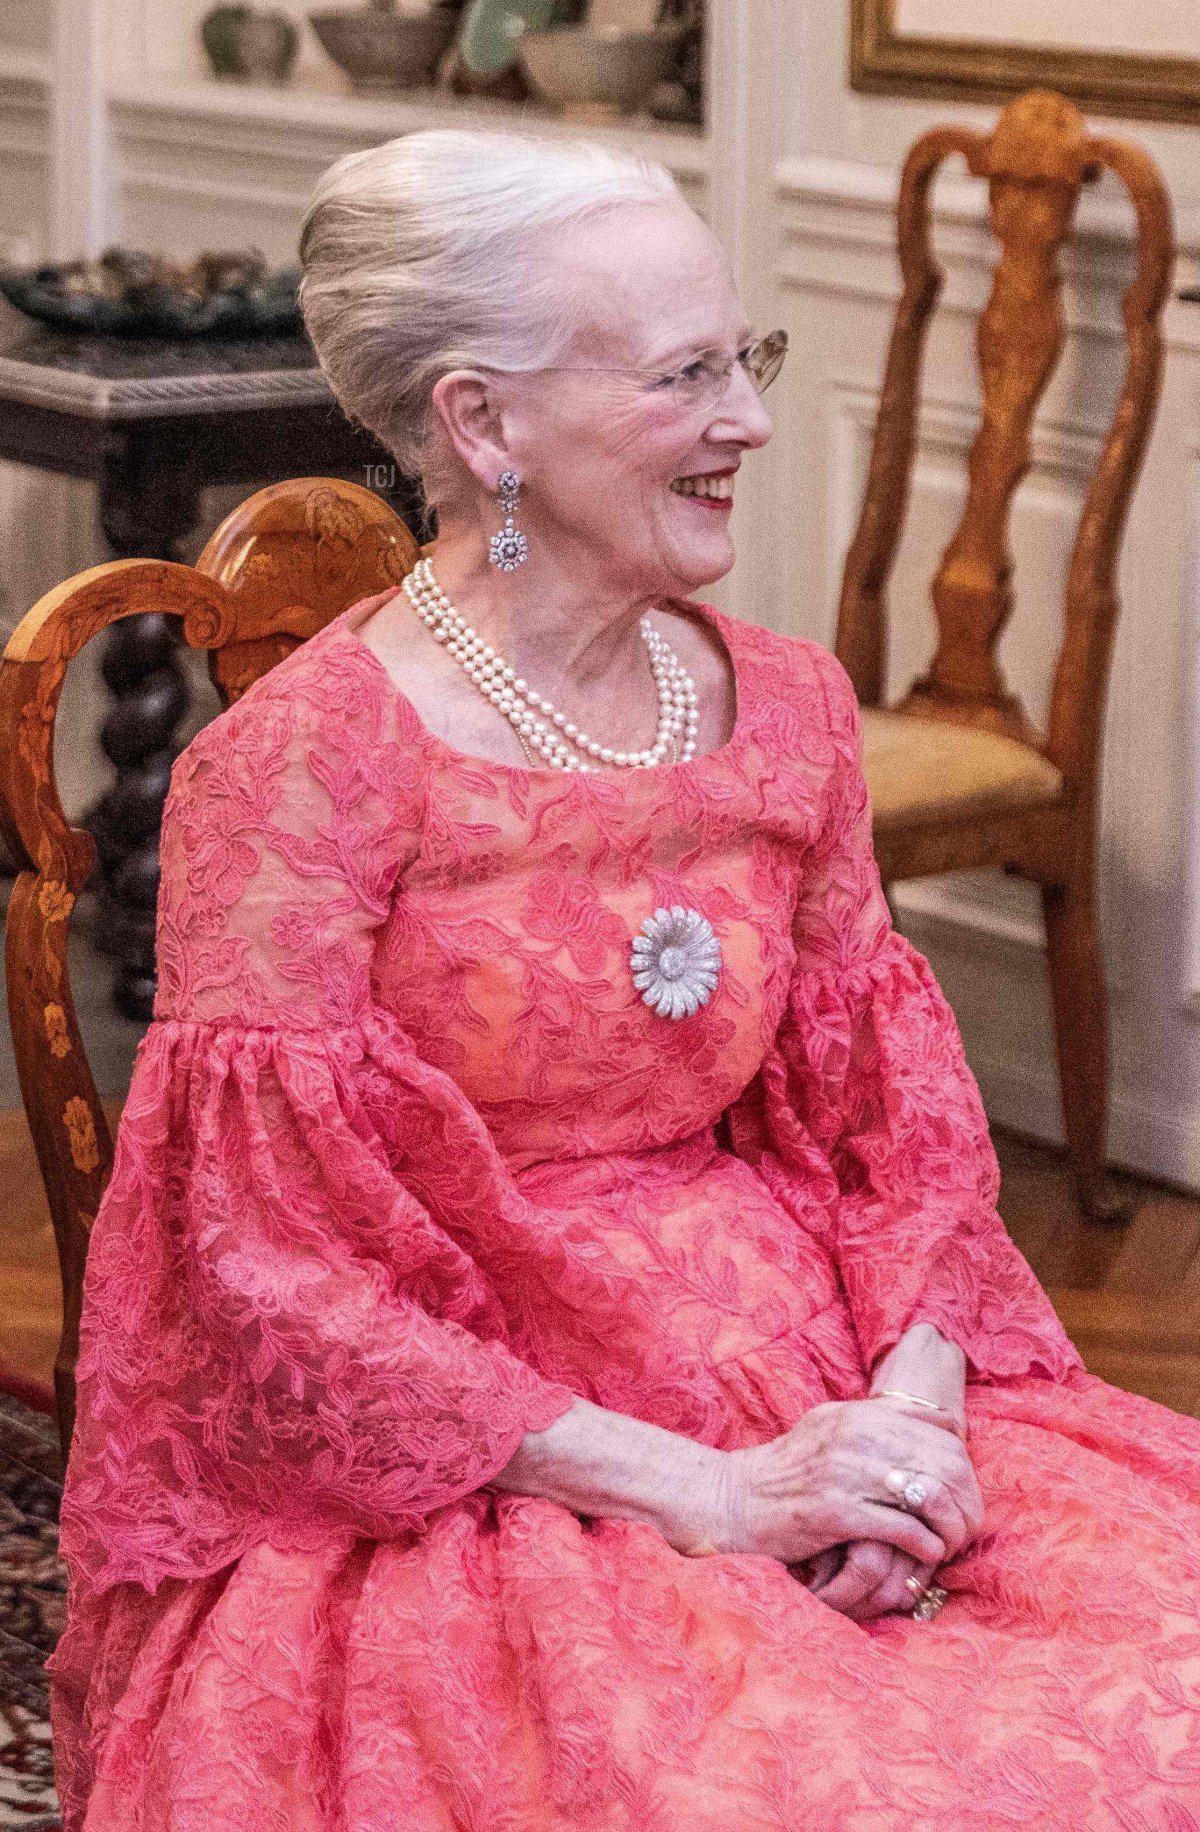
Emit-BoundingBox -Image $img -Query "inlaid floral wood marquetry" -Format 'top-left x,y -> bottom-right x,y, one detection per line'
835,89 -> 1174,1228
196,478 -> 418,704
0,479 -> 419,1457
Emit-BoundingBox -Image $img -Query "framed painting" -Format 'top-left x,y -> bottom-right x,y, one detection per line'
850,0 -> 1200,124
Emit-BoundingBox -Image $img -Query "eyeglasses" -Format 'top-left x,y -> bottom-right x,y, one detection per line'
527,328 -> 789,415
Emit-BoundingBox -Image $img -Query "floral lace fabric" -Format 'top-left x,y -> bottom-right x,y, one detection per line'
47,590 -> 1200,1828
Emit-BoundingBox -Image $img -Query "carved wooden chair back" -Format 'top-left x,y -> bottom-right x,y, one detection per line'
835,90 -> 1174,1230
0,478 -> 418,1458
837,88 -> 1173,789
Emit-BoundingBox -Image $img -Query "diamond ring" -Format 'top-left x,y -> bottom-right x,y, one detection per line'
885,1468 -> 932,1514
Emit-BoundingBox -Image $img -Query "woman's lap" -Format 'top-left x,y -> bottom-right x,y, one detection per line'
51,1376 -> 1200,1830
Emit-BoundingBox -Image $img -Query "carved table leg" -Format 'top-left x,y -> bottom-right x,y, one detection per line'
86,436 -> 200,1023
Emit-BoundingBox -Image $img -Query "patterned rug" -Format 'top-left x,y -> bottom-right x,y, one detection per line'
0,1393 -> 63,1830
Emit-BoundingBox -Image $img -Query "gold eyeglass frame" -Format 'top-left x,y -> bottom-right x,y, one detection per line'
528,329 -> 790,408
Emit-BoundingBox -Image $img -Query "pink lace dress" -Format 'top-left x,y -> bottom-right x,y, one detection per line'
47,589 -> 1200,1829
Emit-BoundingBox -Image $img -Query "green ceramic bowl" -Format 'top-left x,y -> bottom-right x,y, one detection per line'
458,0 -> 566,76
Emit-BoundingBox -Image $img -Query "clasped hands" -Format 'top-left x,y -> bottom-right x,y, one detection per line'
694,1325 -> 983,1622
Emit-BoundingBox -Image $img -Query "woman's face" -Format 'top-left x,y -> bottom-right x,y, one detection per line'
495,199 -> 774,600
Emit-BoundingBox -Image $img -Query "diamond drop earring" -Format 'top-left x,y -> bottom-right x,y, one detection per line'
488,470 -> 528,572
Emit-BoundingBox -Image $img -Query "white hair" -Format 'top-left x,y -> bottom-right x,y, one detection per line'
298,127 -> 680,502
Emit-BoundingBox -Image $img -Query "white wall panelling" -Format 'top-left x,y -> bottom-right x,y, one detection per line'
0,25 -> 94,809
51,0 -> 112,259
0,2 -> 110,832
0,53 -> 52,252
1,3 -> 52,56
4,0 -> 1200,1184
108,74 -> 710,253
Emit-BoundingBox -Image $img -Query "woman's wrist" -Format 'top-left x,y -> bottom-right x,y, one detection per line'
868,1389 -> 967,1441
676,1446 -> 745,1556
869,1325 -> 967,1426
491,1397 -> 734,1556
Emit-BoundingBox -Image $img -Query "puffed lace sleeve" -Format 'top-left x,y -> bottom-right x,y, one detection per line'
60,654 -> 577,1597
737,648 -> 1082,1386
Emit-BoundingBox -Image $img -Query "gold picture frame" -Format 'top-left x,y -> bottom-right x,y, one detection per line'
850,0 -> 1200,124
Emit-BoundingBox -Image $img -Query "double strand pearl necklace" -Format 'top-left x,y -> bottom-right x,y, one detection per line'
402,557 -> 700,771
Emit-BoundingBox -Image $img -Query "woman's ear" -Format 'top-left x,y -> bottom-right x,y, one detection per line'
430,370 -> 510,496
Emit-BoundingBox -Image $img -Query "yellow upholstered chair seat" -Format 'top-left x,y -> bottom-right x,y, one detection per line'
860,708 -> 1063,829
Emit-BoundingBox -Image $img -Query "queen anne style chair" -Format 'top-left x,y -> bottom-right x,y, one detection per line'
0,478 -> 420,1458
837,90 -> 1174,1229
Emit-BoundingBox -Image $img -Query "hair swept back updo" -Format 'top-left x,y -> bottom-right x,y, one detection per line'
298,127 -> 678,504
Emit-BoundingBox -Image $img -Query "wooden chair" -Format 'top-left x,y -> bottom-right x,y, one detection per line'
0,478 -> 419,1459
837,90 -> 1174,1228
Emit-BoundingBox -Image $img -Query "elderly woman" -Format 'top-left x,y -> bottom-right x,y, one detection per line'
47,128 -> 1200,1828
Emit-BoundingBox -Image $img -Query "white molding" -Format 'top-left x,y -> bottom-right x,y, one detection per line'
775,152 -> 1200,353
900,913 -> 1194,1184
0,46 -> 52,164
897,872 -> 1132,1003
52,0 -> 114,259
894,879 -> 1047,958
107,69 -> 710,186
699,0 -> 773,632
0,122 -> 50,164
109,70 -> 710,255
777,151 -> 1200,260
0,47 -> 53,89
832,376 -> 1105,480
118,168 -> 314,218
973,1043 -> 1200,1194
702,0 -> 753,274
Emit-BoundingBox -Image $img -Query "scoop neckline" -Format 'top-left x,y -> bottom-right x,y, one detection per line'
331,584 -> 749,784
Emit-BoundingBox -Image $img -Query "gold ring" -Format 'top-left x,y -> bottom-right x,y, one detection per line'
910,1583 -> 949,1622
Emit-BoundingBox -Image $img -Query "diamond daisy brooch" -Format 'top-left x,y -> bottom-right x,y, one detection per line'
630,906 -> 722,1020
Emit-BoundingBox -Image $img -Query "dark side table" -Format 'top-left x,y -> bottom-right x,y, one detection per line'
0,312 -> 421,1021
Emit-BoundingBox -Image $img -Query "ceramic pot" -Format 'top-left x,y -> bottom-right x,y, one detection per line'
308,5 -> 459,88
201,5 -> 300,81
518,25 -> 682,116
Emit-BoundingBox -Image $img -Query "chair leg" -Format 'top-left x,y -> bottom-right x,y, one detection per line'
1039,874 -> 1133,1227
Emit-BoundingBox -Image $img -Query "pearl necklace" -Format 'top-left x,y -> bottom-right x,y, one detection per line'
402,557 -> 700,771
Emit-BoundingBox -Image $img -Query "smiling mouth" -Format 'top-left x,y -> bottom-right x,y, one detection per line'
670,472 -> 735,502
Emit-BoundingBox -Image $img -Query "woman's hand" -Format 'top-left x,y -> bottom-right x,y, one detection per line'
784,1327 -> 976,1622
800,1540 -> 942,1621
717,1396 -> 984,1572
